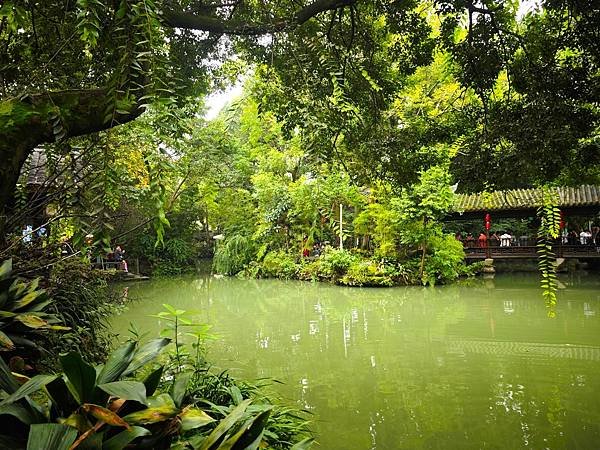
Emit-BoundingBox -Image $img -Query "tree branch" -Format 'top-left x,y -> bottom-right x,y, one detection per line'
163,0 -> 358,35
0,89 -> 142,229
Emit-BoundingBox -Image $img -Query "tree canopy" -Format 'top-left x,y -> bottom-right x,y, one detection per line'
1,0 -> 599,238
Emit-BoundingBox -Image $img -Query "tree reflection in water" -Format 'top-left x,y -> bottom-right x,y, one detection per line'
111,273 -> 600,449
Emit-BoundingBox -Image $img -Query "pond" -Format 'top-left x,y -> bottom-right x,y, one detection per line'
110,273 -> 600,449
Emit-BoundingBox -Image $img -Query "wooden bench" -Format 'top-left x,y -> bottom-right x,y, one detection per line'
93,257 -> 124,271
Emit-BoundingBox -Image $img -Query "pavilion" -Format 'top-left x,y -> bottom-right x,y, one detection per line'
449,185 -> 600,260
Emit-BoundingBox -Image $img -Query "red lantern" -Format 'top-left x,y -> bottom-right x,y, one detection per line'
559,211 -> 565,230
484,213 -> 491,231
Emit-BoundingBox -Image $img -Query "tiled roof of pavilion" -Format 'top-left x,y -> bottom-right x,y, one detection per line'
454,185 -> 600,213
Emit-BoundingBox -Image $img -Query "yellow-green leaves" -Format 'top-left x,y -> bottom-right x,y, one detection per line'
0,374 -> 58,406
123,394 -> 178,425
179,406 -> 215,431
82,403 -> 131,429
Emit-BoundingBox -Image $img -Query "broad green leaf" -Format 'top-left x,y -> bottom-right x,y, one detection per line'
102,426 -> 150,450
14,290 -> 44,310
290,438 -> 316,450
220,408 -> 272,450
0,374 -> 57,406
26,424 -> 77,450
143,366 -> 163,396
46,377 -> 80,417
199,399 -> 251,450
0,354 -> 19,394
122,338 -> 171,375
0,259 -> 11,279
97,341 -> 136,384
0,403 -> 37,425
0,330 -> 15,350
179,406 -> 215,431
29,299 -> 52,312
171,371 -> 192,408
82,404 -> 130,429
229,385 -> 243,405
123,393 -> 178,425
60,352 -> 97,404
98,381 -> 147,405
162,303 -> 177,314
15,314 -> 49,328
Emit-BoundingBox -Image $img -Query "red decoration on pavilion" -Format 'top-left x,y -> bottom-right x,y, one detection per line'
559,211 -> 566,230
484,213 -> 491,231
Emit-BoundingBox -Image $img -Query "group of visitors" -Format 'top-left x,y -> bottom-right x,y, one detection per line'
303,240 -> 330,258
456,226 -> 600,249
563,227 -> 600,246
455,231 -> 521,248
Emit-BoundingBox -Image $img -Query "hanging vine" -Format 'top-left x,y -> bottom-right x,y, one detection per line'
536,186 -> 561,317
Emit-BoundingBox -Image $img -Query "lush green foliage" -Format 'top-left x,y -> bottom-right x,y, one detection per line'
151,304 -> 312,449
214,235 -> 256,277
45,259 -> 122,364
0,333 -> 310,449
0,259 -> 66,353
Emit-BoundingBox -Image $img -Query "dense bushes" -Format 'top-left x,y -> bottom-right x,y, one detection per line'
45,259 -> 121,365
422,234 -> 467,285
0,259 -> 65,355
130,234 -> 201,276
319,250 -> 357,278
223,246 -> 474,287
258,251 -> 299,279
213,235 -> 255,276
340,260 -> 395,287
0,258 -> 119,369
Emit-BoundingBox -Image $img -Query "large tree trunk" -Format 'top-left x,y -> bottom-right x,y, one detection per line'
0,89 -> 141,238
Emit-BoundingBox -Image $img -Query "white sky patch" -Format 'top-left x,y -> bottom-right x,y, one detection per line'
517,0 -> 540,20
204,81 -> 244,120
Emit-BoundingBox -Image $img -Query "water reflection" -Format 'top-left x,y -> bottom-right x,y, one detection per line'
112,274 -> 600,449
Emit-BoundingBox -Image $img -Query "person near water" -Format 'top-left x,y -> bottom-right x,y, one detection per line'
114,245 -> 128,273
500,231 -> 512,247
465,233 -> 475,248
490,232 -> 500,247
478,232 -> 487,248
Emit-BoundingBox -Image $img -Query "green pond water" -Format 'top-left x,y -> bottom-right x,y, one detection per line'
110,273 -> 600,449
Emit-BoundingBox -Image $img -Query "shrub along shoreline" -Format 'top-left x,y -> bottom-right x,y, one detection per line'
222,246 -> 482,287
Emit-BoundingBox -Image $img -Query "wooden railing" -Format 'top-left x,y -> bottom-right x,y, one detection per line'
465,245 -> 600,259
